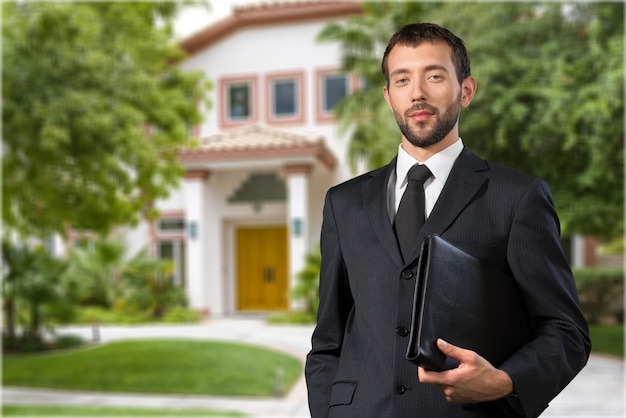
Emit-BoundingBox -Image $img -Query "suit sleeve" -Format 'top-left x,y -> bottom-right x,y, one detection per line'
305,189 -> 354,418
499,179 -> 591,418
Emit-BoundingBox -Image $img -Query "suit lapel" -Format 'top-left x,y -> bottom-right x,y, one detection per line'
412,148 -> 490,260
360,149 -> 490,266
361,159 -> 405,267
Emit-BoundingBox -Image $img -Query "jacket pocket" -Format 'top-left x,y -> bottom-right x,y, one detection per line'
329,380 -> 358,406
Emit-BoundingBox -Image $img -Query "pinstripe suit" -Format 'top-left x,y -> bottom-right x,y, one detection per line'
305,147 -> 590,418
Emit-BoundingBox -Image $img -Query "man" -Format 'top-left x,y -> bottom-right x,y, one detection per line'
305,23 -> 590,418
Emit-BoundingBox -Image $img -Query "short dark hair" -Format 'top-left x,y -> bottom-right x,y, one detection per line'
381,23 -> 471,86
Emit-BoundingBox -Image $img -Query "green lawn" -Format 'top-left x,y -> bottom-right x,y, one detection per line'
589,324 -> 624,358
2,405 -> 244,417
3,339 -> 302,397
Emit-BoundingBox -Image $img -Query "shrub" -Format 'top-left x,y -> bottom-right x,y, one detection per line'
291,246 -> 321,317
574,268 -> 624,324
54,334 -> 85,349
267,311 -> 316,324
162,306 -> 202,323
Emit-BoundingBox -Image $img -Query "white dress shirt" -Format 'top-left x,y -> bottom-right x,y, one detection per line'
388,138 -> 464,224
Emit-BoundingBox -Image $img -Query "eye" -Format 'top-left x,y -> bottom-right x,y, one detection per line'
428,74 -> 444,82
395,77 -> 409,86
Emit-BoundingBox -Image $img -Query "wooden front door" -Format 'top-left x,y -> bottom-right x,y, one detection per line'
236,226 -> 289,311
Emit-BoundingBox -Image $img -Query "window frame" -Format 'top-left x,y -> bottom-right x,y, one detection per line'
220,75 -> 258,128
315,68 -> 354,123
153,211 -> 186,287
266,71 -> 305,125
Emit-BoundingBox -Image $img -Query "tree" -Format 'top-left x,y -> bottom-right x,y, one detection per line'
63,238 -> 127,307
319,2 -> 623,239
2,1 -> 210,238
118,250 -> 184,320
2,240 -> 37,347
2,240 -> 68,346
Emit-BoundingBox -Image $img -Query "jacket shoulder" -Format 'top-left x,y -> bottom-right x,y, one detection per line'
329,164 -> 391,194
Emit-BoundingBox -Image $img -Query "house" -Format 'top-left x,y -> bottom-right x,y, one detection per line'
123,1 -> 365,315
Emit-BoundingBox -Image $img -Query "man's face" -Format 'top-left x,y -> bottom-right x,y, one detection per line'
383,42 -> 474,151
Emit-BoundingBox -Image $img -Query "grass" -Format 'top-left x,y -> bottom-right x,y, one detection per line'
3,339 -> 302,397
589,323 -> 624,358
2,405 -> 244,417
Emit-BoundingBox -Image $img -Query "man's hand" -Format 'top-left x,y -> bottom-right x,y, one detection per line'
418,338 -> 514,403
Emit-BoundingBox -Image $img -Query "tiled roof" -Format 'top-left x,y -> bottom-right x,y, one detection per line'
180,1 -> 363,55
179,125 -> 337,170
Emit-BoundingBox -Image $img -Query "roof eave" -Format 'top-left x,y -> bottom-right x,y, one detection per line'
179,1 -> 364,55
178,143 -> 337,171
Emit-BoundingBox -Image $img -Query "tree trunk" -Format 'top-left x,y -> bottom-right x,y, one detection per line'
3,297 -> 16,348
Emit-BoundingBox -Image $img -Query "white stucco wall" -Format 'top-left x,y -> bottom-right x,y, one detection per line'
143,16 -> 362,314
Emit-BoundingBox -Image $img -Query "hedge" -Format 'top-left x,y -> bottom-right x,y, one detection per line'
573,268 -> 624,325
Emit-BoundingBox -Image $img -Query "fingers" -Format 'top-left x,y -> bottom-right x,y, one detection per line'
437,338 -> 471,364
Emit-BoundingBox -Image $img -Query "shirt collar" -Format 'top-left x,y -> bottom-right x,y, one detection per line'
396,138 -> 464,186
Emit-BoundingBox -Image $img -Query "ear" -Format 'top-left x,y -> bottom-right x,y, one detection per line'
383,85 -> 393,110
460,76 -> 477,108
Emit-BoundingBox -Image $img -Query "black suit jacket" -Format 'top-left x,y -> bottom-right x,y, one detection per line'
305,147 -> 590,418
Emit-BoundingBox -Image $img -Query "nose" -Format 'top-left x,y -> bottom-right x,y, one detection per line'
411,79 -> 427,102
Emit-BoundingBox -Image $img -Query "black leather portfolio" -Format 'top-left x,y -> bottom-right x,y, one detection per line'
406,234 -> 532,371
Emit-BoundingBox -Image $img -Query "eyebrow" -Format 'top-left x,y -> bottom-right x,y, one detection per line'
424,64 -> 450,73
389,64 -> 450,78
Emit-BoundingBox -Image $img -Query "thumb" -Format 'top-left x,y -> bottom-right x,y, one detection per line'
437,338 -> 467,362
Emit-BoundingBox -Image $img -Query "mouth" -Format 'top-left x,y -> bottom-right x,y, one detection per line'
406,103 -> 437,121
408,110 -> 434,122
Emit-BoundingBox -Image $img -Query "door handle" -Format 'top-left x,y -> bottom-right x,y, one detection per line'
263,266 -> 275,283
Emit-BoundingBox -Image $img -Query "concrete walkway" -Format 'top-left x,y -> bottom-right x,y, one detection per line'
3,318 -> 624,417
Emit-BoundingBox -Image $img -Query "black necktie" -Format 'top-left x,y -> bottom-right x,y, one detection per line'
394,164 -> 432,261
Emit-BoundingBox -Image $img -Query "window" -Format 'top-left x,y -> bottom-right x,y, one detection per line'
157,218 -> 185,233
274,80 -> 296,115
323,74 -> 348,111
316,69 -> 351,122
155,213 -> 186,287
220,76 -> 257,128
157,240 -> 186,287
267,72 -> 305,124
229,84 -> 251,119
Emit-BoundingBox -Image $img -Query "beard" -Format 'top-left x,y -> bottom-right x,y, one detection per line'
394,94 -> 461,148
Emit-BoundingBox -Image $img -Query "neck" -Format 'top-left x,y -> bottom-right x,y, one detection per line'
401,132 -> 459,162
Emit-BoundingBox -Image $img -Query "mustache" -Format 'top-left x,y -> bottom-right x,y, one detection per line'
405,103 -> 438,117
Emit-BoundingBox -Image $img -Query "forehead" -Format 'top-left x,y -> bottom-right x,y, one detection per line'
387,41 -> 456,74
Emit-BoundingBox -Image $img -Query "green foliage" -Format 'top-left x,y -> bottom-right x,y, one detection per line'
319,2 -> 624,239
161,306 -> 202,323
291,246 -> 321,318
63,237 -> 187,320
3,339 -> 302,397
2,405 -> 244,417
53,334 -> 86,350
2,2 -> 211,238
68,305 -> 200,325
74,306 -> 150,325
2,240 -> 69,346
589,324 -> 624,358
116,250 -> 186,319
574,268 -> 624,324
268,247 -> 321,324
599,236 -> 624,256
267,310 -> 316,325
63,238 -> 125,307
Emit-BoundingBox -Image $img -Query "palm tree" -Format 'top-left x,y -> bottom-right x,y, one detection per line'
2,240 -> 67,346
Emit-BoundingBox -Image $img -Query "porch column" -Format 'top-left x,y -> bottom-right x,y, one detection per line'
183,169 -> 210,313
284,164 -> 312,310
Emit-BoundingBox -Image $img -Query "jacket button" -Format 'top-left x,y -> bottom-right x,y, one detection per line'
396,326 -> 409,337
401,269 -> 413,279
395,385 -> 406,394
